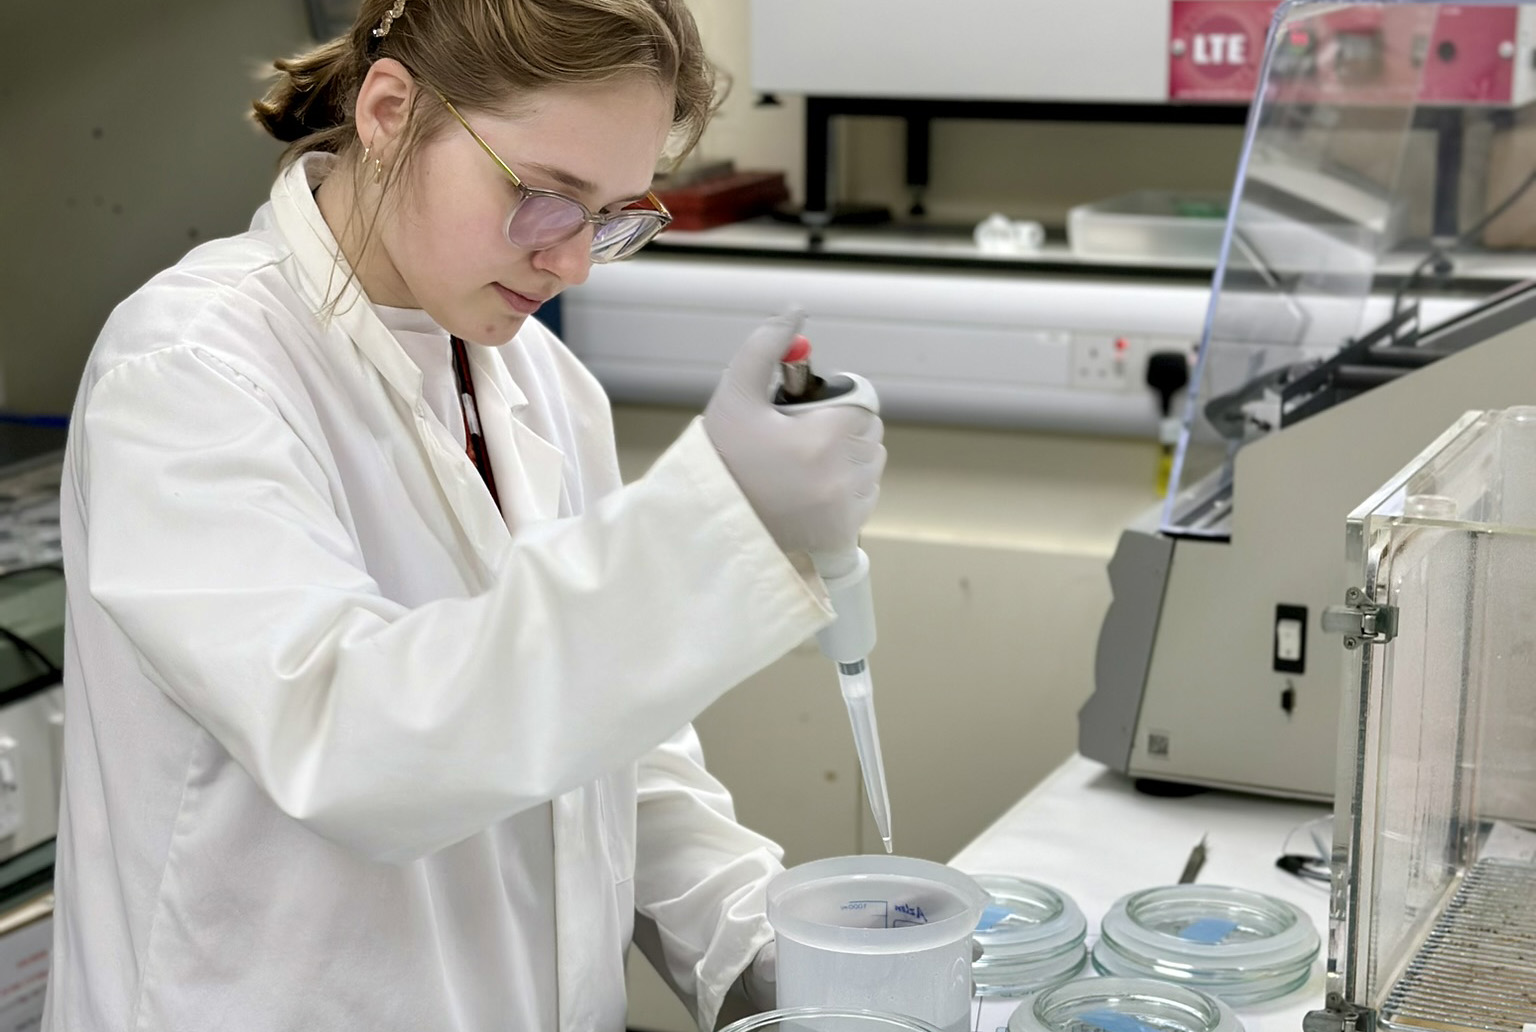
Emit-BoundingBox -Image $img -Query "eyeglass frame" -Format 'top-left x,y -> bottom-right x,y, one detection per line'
429,88 -> 673,262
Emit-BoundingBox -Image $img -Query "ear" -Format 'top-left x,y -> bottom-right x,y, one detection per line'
354,57 -> 416,157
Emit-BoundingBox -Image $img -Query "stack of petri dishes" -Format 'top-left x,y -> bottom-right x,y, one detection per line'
1092,885 -> 1319,1005
1007,975 -> 1245,1032
971,875 -> 1089,997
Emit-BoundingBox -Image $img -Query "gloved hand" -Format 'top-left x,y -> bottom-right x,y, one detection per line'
743,940 -> 777,1010
703,309 -> 886,556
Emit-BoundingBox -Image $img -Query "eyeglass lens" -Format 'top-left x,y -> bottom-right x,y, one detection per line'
505,194 -> 662,263
505,194 -> 588,250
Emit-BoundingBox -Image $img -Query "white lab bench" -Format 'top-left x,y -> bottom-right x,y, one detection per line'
951,754 -> 1331,1032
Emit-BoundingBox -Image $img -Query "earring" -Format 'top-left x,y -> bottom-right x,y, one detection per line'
362,146 -> 384,183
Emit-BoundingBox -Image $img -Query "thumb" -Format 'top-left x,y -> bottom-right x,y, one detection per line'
724,306 -> 807,398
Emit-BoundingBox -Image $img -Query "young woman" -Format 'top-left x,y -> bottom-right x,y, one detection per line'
43,1 -> 885,1029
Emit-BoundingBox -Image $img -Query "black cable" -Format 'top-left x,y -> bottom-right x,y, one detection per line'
1276,853 -> 1331,883
0,672 -> 61,712
1277,816 -> 1333,889
0,622 -> 63,711
0,567 -> 67,710
1390,163 -> 1536,343
0,626 -> 60,682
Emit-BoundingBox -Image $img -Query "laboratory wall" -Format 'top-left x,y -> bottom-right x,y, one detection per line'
1,0 -> 311,415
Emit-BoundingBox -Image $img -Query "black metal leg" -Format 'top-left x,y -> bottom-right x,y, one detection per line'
1431,108 -> 1465,240
906,112 -> 931,217
803,96 -> 834,237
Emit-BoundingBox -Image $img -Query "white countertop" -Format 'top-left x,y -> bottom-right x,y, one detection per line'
952,754 -> 1332,1032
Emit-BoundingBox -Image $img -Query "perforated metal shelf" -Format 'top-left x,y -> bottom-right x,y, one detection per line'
1382,858 -> 1536,1032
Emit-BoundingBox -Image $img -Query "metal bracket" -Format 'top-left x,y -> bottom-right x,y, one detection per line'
1304,1001 -> 1376,1032
1322,587 -> 1399,649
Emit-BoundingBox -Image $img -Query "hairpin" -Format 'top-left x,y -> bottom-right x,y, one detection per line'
373,0 -> 408,39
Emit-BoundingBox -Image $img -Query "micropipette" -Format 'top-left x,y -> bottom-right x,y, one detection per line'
774,334 -> 893,853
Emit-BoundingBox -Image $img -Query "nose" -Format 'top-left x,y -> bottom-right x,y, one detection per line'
531,225 -> 594,287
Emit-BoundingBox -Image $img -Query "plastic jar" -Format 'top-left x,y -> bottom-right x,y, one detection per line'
767,855 -> 989,1032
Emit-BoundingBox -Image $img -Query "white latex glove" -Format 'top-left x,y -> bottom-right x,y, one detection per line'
743,940 -> 777,1010
703,309 -> 886,556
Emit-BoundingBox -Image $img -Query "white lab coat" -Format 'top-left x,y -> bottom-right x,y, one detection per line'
44,153 -> 831,1032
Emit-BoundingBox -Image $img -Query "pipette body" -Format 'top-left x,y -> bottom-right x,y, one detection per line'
775,337 -> 893,852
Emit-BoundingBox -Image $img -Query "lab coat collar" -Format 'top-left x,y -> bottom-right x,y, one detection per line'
266,154 -> 562,533
267,154 -> 533,415
267,154 -> 432,406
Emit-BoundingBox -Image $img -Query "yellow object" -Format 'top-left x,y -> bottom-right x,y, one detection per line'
1157,444 -> 1174,496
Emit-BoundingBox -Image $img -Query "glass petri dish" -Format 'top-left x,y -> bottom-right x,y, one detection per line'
719,1007 -> 946,1032
1092,885 -> 1319,1005
1007,975 -> 1245,1032
972,874 -> 1089,996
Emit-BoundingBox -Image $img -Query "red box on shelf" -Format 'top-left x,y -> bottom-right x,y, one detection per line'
653,171 -> 790,232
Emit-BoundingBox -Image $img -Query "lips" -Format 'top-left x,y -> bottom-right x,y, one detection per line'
493,283 -> 547,315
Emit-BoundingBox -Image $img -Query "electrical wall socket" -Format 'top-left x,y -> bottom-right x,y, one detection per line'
1070,335 -> 1145,392
1070,335 -> 1199,395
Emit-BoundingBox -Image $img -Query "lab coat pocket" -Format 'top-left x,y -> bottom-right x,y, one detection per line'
596,768 -> 638,884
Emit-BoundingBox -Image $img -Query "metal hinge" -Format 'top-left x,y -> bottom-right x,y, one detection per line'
1304,1002 -> 1376,1032
1322,587 -> 1399,649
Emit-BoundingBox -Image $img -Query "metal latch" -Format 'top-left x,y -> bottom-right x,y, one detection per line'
1322,587 -> 1399,649
1304,1002 -> 1375,1032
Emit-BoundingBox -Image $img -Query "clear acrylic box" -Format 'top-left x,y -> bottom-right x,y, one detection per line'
1066,191 -> 1229,264
1316,406 -> 1536,1032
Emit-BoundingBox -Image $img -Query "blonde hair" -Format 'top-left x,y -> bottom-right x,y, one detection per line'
252,0 -> 720,171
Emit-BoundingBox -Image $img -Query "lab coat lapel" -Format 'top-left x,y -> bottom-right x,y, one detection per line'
466,346 -> 566,528
268,156 -> 513,568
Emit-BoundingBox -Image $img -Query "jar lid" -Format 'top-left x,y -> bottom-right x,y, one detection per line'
720,1008 -> 945,1032
1007,975 -> 1245,1032
972,874 -> 1089,996
1093,885 -> 1319,1005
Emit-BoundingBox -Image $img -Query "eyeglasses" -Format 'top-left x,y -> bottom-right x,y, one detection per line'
433,90 -> 672,263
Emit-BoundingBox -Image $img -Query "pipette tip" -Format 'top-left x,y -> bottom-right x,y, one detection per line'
882,836 -> 893,854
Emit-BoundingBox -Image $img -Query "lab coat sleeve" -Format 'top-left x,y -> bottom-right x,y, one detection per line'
631,725 -> 783,1032
78,345 -> 832,862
